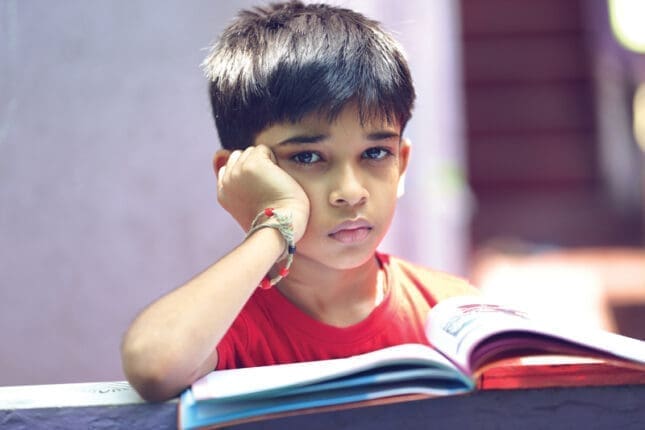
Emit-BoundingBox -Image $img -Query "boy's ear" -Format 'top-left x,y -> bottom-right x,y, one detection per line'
399,138 -> 411,175
397,139 -> 411,198
213,149 -> 231,176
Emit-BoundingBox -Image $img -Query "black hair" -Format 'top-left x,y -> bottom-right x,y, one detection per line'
202,0 -> 415,150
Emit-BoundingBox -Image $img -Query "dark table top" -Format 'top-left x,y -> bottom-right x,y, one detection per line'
2,381 -> 645,429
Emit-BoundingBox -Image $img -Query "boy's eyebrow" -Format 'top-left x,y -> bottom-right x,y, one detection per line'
277,134 -> 327,146
277,130 -> 400,146
366,130 -> 401,141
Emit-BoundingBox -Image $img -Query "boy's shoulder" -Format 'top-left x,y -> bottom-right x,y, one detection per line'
379,252 -> 480,302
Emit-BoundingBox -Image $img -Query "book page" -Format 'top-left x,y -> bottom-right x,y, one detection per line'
426,296 -> 645,374
185,381 -> 462,429
191,343 -> 465,402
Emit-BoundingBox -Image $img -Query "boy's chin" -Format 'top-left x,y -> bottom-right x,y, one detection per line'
294,234 -> 384,271
320,247 -> 380,271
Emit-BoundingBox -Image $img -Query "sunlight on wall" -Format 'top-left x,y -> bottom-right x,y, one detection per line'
634,83 -> 645,152
475,259 -> 612,332
472,248 -> 645,339
609,0 -> 645,53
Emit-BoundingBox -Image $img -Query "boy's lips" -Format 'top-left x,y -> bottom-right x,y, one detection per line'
328,220 -> 373,244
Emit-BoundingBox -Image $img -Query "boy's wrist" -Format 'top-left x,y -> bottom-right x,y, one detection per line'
245,208 -> 296,289
246,225 -> 285,259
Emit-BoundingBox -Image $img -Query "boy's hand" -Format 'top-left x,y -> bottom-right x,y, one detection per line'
214,145 -> 310,242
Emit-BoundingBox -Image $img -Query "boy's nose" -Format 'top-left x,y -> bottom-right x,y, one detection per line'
329,165 -> 369,207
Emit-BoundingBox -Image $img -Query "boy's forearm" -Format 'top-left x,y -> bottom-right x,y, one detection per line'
121,227 -> 284,401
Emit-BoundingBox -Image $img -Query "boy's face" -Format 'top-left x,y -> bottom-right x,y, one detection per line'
255,104 -> 410,270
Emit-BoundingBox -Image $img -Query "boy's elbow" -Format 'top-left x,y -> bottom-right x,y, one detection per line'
125,365 -> 183,402
121,337 -> 187,402
130,376 -> 184,403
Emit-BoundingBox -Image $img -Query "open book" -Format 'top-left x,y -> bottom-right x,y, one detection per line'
178,296 -> 645,430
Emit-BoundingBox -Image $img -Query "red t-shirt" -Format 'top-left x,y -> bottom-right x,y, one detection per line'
216,253 -> 477,370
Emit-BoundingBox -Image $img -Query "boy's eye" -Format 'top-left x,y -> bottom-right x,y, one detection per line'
291,151 -> 321,164
363,147 -> 392,160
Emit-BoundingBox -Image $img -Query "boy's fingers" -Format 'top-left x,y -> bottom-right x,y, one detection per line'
256,144 -> 277,164
236,146 -> 255,165
227,150 -> 242,167
217,165 -> 227,182
216,150 -> 241,184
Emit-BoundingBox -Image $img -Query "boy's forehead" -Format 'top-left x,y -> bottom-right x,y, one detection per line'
283,104 -> 400,131
254,104 -> 401,147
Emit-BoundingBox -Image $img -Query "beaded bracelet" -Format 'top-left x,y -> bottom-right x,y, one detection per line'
246,208 -> 296,289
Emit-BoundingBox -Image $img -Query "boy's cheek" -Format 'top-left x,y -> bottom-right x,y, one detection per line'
292,175 -> 315,198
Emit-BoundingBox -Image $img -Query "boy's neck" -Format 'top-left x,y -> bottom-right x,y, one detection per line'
276,254 -> 385,327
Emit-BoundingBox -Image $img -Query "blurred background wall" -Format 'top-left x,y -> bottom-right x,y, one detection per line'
461,0 -> 643,248
0,0 -> 643,387
461,0 -> 644,339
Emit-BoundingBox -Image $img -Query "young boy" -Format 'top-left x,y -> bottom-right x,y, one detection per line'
121,0 -> 478,402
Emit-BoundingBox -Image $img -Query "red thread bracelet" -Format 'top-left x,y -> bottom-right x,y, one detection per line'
247,208 -> 296,289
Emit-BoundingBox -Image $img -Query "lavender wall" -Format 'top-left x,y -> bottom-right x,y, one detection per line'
0,1 -> 467,385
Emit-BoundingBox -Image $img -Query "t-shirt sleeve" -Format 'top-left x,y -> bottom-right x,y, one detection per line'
429,271 -> 480,302
393,255 -> 479,305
